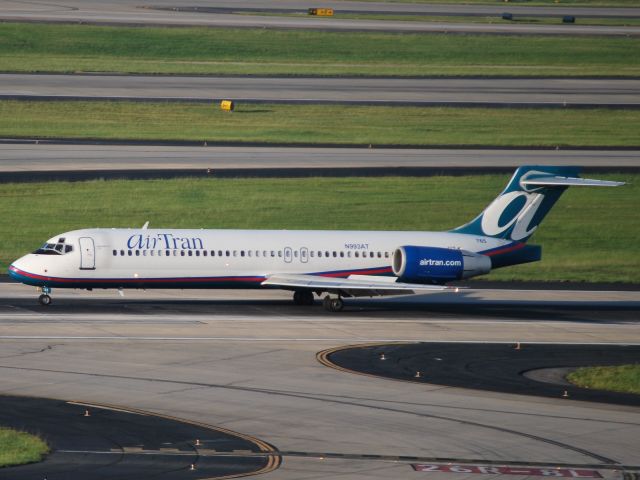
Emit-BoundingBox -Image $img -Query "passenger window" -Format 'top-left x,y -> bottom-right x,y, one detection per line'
385,252 -> 390,258
271,251 -> 275,257
211,251 -> 216,256
120,250 -> 125,256
128,250 -> 132,256
226,250 -> 230,257
294,251 -> 298,258
255,251 -> 260,257
370,252 -> 374,258
240,251 -> 245,257
181,251 -> 185,257
188,251 -> 193,256
158,250 -> 162,256
347,251 -> 351,258
310,251 -> 314,258
150,250 -> 154,256
203,251 -> 207,257
112,250 -> 117,256
339,252 -> 344,258
248,250 -> 252,257
355,252 -> 359,258
325,251 -> 329,257
196,251 -> 200,256
233,251 -> 237,257
278,251 -> 282,257
332,251 -> 337,257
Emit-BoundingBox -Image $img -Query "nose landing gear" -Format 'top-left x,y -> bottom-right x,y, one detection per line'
38,286 -> 52,306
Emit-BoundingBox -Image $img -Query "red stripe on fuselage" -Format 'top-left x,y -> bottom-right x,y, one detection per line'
9,265 -> 394,285
481,242 -> 526,257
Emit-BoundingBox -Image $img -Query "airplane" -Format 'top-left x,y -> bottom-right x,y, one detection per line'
8,166 -> 623,311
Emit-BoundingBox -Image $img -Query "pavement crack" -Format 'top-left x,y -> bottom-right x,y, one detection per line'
0,343 -> 58,359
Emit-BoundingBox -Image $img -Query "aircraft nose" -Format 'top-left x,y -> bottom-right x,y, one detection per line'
8,256 -> 28,280
8,262 -> 21,280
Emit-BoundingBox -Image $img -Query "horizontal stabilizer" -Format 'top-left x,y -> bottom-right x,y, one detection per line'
521,176 -> 625,188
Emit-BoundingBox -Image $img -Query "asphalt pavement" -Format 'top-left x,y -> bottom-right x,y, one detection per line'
0,144 -> 637,181
0,286 -> 639,479
323,343 -> 640,407
4,74 -> 639,107
0,395 -> 278,479
1,0 -> 638,35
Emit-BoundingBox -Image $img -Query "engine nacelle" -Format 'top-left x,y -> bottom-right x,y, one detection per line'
392,246 -> 491,284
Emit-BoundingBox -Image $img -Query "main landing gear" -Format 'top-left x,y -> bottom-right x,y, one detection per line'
323,295 -> 344,312
293,290 -> 315,306
292,290 -> 344,312
38,286 -> 52,306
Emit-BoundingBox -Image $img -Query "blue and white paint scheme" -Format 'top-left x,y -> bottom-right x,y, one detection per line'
8,166 -> 623,311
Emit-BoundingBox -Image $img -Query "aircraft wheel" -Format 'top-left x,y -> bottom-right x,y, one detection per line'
293,291 -> 314,306
38,294 -> 52,306
323,296 -> 344,312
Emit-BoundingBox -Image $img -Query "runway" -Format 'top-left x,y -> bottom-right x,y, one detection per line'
0,284 -> 639,478
1,0 -> 639,35
4,74 -> 639,108
0,144 -> 637,181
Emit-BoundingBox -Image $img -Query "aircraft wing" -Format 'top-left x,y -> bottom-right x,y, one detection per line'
262,273 -> 456,298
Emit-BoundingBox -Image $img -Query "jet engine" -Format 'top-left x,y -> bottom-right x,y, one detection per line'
392,246 -> 491,284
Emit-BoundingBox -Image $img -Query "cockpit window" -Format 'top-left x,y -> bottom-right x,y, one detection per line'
33,240 -> 73,255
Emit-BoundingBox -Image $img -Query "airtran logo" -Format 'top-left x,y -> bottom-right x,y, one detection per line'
127,233 -> 204,250
480,191 -> 544,241
420,258 -> 462,267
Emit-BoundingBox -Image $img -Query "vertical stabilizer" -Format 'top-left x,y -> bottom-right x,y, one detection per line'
452,166 -> 623,242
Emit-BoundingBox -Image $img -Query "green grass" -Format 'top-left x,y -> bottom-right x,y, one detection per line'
1,23 -> 639,76
0,427 -> 49,468
567,365 -> 640,394
2,101 -> 639,147
1,174 -> 637,282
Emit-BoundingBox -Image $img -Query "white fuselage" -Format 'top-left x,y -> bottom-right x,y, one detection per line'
9,228 -> 509,289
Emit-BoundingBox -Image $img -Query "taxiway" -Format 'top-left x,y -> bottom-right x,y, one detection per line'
0,284 -> 638,478
1,0 -> 638,35
4,74 -> 638,108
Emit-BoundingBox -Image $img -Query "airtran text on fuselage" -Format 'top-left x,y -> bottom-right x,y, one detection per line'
127,233 -> 204,250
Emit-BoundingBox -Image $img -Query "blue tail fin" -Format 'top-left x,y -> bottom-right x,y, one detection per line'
452,166 -> 623,242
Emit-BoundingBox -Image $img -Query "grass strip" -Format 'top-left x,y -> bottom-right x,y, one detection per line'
567,365 -> 640,394
2,101 -> 639,147
0,23 -> 639,77
0,427 -> 49,468
1,174 -> 637,282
